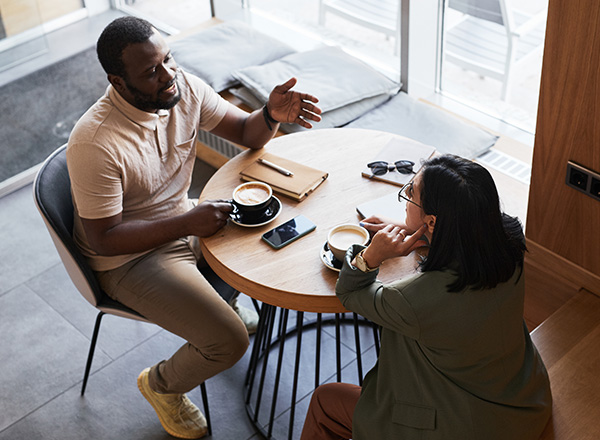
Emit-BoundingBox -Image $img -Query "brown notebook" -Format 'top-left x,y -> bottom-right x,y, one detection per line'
361,138 -> 437,187
240,153 -> 328,201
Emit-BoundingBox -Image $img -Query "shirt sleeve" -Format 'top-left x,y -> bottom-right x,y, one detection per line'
335,245 -> 421,340
66,141 -> 124,220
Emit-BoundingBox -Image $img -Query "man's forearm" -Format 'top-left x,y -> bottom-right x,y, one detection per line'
89,214 -> 192,256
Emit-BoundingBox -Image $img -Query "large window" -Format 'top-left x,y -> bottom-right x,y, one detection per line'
118,0 -> 546,136
247,0 -> 402,81
439,0 -> 547,134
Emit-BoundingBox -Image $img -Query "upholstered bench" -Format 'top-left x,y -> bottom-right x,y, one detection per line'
169,20 -> 498,168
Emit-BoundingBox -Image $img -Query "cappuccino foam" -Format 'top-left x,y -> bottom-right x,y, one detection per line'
329,229 -> 367,250
235,185 -> 270,205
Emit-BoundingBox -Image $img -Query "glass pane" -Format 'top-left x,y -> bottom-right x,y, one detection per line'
114,0 -> 215,33
440,0 -> 548,133
249,0 -> 401,80
0,0 -> 48,72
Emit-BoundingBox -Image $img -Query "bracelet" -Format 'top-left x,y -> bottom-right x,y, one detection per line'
262,105 -> 278,131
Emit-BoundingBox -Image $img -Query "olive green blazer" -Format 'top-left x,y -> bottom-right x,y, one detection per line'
336,246 -> 551,440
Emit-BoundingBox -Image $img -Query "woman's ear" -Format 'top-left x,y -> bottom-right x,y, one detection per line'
424,214 -> 436,234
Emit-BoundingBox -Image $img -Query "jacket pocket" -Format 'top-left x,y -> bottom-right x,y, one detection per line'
392,402 -> 436,430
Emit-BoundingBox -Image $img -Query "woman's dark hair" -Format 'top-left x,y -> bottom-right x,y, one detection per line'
419,155 -> 526,292
96,16 -> 155,78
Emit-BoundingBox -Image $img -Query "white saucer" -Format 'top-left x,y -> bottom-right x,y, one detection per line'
230,196 -> 282,227
320,242 -> 343,272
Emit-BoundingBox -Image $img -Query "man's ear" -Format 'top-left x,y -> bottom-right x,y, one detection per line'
107,74 -> 126,94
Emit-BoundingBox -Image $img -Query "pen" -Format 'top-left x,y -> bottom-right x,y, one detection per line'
258,158 -> 294,176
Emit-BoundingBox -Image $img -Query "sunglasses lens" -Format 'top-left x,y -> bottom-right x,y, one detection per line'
395,160 -> 414,174
367,161 -> 389,175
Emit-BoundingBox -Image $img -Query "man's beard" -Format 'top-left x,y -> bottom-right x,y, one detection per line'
125,76 -> 182,112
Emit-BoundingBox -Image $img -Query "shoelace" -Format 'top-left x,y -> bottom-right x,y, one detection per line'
173,395 -> 202,427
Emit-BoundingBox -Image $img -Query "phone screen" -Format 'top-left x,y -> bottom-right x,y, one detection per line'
261,215 -> 316,249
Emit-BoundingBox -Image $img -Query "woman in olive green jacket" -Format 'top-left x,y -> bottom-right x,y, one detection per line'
301,155 -> 551,440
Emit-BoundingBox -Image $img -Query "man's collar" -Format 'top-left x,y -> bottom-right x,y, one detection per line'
107,85 -> 168,130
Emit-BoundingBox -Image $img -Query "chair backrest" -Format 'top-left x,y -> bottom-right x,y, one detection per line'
34,145 -> 236,318
33,144 -> 105,308
448,0 -> 504,25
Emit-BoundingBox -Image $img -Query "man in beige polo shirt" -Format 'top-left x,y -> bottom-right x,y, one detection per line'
67,16 -> 321,439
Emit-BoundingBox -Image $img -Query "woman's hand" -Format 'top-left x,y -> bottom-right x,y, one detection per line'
360,215 -> 407,235
362,224 -> 428,267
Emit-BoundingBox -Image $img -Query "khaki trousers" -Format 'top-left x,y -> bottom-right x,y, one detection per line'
96,238 -> 249,394
300,382 -> 361,440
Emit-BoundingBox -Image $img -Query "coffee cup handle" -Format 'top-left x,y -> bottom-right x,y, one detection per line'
228,199 -> 240,214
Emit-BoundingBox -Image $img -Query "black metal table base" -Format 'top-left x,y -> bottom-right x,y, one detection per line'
244,304 -> 380,440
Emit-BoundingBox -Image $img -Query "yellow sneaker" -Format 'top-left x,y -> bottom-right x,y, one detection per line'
137,368 -> 207,439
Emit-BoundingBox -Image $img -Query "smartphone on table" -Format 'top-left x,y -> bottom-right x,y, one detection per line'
262,215 -> 316,250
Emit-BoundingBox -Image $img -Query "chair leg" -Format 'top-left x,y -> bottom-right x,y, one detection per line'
200,382 -> 212,436
81,311 -> 105,396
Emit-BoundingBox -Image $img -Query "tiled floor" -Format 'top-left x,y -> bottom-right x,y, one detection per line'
0,157 -> 376,440
0,159 -> 258,439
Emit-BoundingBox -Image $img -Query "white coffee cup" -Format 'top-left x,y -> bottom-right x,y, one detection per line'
327,224 -> 370,261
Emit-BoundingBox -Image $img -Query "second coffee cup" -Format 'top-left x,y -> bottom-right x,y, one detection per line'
327,224 -> 370,261
232,181 -> 273,217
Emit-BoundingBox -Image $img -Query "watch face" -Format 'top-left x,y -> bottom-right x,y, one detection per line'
356,252 -> 370,272
356,249 -> 378,272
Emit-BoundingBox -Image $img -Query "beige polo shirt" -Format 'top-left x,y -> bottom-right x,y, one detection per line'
67,70 -> 228,271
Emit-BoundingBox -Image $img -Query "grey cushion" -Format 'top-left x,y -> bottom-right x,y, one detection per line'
170,21 -> 296,92
229,85 -> 391,133
346,92 -> 498,158
232,46 -> 399,129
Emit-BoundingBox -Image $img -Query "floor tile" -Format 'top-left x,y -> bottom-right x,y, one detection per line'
0,185 -> 60,296
25,263 -> 162,361
0,284 -> 111,432
0,331 -> 258,440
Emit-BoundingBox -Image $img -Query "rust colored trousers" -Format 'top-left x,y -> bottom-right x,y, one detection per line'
300,382 -> 361,440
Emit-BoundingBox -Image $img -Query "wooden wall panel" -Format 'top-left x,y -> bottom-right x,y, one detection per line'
527,0 -> 600,291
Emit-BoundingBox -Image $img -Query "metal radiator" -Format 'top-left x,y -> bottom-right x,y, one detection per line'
196,130 -> 244,160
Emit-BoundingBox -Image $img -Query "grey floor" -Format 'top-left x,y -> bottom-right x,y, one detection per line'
0,9 -> 375,440
0,157 -> 377,440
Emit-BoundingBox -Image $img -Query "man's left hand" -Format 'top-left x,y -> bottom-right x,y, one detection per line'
267,77 -> 322,129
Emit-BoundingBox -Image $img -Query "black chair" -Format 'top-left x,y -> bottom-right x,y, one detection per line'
33,144 -> 238,435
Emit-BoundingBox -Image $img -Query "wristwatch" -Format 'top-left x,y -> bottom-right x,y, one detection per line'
354,249 -> 378,272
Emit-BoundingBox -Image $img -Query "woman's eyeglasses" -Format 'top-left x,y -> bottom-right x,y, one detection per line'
398,181 -> 422,208
367,160 -> 415,176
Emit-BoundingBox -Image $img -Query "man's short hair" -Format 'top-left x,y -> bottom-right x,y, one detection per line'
96,16 -> 155,77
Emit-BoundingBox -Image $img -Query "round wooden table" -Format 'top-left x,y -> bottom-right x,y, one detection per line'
199,128 -> 425,439
199,128 -> 423,312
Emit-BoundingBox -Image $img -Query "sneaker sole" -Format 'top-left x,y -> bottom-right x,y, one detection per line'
137,370 -> 207,440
